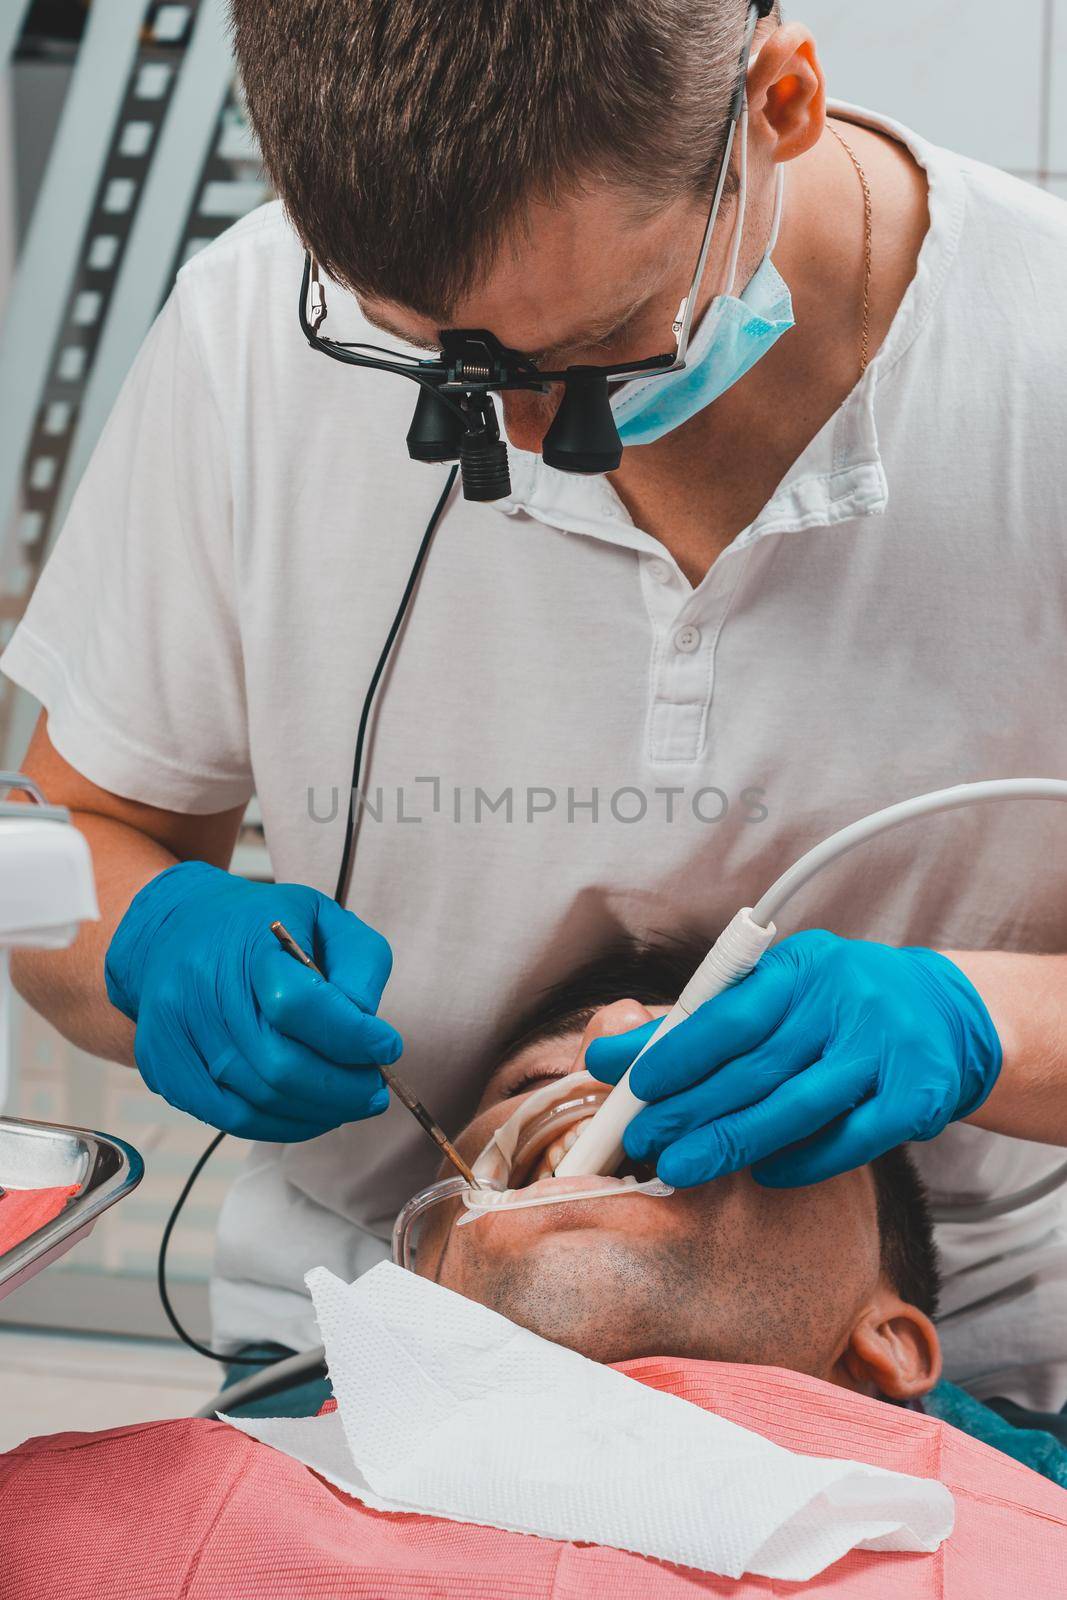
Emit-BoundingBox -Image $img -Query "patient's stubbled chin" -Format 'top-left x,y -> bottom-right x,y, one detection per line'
479,1227 -> 706,1364
433,1171 -> 876,1374
427,1188 -> 698,1363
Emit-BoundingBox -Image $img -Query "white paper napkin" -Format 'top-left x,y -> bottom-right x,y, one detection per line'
223,1262 -> 953,1581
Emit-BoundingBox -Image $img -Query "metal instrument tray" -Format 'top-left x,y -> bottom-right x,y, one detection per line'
0,1116 -> 143,1302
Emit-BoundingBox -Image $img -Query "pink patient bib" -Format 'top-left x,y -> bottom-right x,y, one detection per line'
2,1358 -> 1064,1599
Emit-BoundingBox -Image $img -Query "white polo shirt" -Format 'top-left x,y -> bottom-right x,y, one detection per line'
5,106 -> 1067,1408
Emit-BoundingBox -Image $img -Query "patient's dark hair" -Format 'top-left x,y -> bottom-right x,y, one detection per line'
499,934 -> 942,1319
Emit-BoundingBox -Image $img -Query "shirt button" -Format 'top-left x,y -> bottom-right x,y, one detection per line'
674,624 -> 702,653
647,559 -> 672,585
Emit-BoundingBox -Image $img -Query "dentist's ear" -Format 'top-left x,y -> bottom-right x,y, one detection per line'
835,1290 -> 943,1400
748,23 -> 827,163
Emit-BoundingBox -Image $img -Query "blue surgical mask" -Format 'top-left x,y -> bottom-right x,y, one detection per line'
610,112 -> 794,448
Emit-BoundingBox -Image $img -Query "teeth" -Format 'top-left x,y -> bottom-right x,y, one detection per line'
541,1125 -> 583,1176
510,1103 -> 609,1188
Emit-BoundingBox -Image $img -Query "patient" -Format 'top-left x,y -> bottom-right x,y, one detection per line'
2,937 -> 1065,1600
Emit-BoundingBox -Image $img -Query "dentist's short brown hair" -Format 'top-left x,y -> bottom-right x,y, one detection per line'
230,0 -> 779,319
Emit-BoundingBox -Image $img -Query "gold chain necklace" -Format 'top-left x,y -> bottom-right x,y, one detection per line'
826,121 -> 873,377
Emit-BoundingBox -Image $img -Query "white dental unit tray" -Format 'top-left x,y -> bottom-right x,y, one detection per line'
0,772 -> 143,1301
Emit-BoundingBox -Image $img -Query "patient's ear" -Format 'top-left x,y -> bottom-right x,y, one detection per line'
835,1287 -> 942,1400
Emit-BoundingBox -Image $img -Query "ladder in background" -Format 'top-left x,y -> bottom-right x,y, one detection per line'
0,0 -> 270,877
0,0 -> 268,770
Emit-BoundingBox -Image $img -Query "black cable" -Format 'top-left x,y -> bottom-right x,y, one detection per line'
331,340 -> 423,362
156,1129 -> 262,1363
334,463 -> 459,904
157,465 -> 460,1366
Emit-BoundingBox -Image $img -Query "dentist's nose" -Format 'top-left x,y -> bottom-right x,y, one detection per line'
498,385 -> 563,452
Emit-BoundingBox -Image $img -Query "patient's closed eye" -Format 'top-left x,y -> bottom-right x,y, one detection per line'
501,1066 -> 569,1099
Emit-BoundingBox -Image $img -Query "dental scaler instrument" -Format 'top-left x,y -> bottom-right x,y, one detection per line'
269,921 -> 482,1188
557,779 -> 1067,1221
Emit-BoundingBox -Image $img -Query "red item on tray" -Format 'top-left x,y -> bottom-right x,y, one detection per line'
0,1183 -> 80,1254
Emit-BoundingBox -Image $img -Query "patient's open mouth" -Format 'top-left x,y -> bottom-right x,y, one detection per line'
464,1072 -> 669,1210
511,1105 -> 655,1189
519,1144 -> 656,1188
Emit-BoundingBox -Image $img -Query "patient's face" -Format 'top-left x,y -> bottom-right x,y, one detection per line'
415,1003 -> 887,1377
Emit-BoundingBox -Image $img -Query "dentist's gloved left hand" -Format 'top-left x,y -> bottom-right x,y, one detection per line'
105,861 -> 403,1142
585,931 -> 1002,1188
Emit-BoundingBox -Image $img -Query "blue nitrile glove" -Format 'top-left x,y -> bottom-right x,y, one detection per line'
585,931 -> 1002,1188
105,861 -> 403,1142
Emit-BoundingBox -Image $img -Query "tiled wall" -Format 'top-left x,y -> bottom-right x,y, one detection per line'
796,0 -> 1064,194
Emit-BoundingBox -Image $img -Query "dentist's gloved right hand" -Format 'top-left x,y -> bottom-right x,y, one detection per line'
105,860 -> 402,1141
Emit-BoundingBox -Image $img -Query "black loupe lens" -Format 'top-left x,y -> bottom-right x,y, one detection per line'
542,373 -> 622,474
407,385 -> 466,462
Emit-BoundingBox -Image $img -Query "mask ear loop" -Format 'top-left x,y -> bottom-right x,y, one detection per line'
721,95 -> 787,296
721,99 -> 749,299
740,36 -> 787,266
765,166 -> 786,257
723,28 -> 789,288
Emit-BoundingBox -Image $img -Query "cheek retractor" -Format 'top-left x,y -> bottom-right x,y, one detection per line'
456,1070 -> 673,1226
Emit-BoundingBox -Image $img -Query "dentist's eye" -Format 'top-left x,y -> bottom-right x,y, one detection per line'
591,321 -> 631,352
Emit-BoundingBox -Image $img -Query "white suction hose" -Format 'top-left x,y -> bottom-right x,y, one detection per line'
556,779 -> 1067,1204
